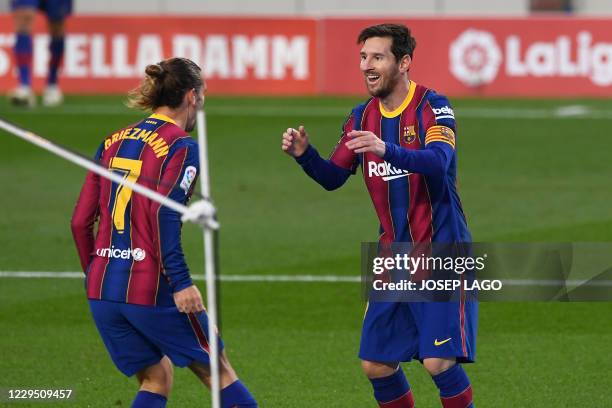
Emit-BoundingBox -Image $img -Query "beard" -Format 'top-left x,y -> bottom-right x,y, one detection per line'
365,68 -> 401,98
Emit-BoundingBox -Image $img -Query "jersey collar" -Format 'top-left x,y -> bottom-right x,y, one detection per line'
149,113 -> 177,125
379,81 -> 416,118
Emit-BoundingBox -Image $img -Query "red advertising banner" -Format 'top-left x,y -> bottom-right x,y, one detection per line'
0,15 -> 318,95
1,15 -> 611,97
323,17 -> 612,97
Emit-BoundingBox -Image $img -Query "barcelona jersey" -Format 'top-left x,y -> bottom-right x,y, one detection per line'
295,82 -> 477,364
329,81 -> 471,244
71,114 -> 199,306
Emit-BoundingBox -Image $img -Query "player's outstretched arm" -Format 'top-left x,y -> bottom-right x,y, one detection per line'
281,125 -> 352,191
345,129 -> 454,177
382,140 -> 453,177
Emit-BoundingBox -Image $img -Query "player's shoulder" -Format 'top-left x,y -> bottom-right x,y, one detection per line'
350,97 -> 376,117
98,120 -> 142,158
418,86 -> 453,109
155,118 -> 189,140
342,97 -> 375,130
171,135 -> 197,148
166,136 -> 199,163
418,86 -> 456,127
142,114 -> 195,152
167,135 -> 197,153
94,141 -> 105,161
351,96 -> 378,121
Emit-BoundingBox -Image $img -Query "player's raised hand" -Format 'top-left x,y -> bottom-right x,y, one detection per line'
174,284 -> 205,314
345,130 -> 386,158
281,125 -> 309,157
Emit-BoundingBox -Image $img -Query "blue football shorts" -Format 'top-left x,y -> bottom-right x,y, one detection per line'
359,299 -> 478,364
11,0 -> 72,21
89,299 -> 224,377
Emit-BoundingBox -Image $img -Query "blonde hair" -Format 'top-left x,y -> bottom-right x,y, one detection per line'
127,57 -> 202,111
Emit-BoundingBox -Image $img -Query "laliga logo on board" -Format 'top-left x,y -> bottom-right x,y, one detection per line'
450,29 -> 612,87
449,29 -> 502,86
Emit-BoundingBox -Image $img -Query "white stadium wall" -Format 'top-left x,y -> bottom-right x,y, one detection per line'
71,0 -> 528,15
0,0 -> 610,15
69,0 -> 612,16
574,0 -> 612,14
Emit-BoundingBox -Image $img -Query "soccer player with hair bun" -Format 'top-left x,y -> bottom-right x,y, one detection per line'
71,57 -> 257,408
282,24 -> 477,408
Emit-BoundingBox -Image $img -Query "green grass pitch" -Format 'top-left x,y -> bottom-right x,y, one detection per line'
1,95 -> 612,407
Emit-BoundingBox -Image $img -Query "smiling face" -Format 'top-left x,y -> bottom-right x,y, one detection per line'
359,36 -> 410,98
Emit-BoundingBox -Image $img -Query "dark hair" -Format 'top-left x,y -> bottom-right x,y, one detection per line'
127,57 -> 202,110
357,23 -> 417,61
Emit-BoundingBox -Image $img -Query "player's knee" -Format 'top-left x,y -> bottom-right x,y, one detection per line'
360,360 -> 397,379
136,357 -> 173,397
48,21 -> 66,37
423,357 -> 456,376
188,353 -> 238,390
159,356 -> 174,392
13,8 -> 36,32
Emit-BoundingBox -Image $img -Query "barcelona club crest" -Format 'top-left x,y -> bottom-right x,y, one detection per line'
440,126 -> 455,142
403,125 -> 416,144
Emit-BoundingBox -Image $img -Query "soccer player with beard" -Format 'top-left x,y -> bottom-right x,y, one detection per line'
282,24 -> 476,407
71,57 -> 257,408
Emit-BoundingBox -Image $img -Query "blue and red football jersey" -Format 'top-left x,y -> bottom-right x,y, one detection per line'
298,81 -> 470,244
295,82 -> 478,363
71,113 -> 198,306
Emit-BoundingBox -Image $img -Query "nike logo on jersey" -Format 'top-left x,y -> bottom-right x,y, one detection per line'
382,173 -> 412,181
367,161 -> 411,181
434,337 -> 452,346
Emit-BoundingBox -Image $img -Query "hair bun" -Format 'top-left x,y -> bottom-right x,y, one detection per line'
145,63 -> 165,79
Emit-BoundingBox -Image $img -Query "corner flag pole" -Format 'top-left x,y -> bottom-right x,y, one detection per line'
196,109 -> 221,408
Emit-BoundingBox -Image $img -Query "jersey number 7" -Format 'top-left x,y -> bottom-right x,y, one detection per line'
109,157 -> 143,234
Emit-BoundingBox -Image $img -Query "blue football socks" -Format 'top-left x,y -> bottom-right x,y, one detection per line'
131,390 -> 167,408
48,36 -> 65,85
369,368 -> 414,407
14,32 -> 33,86
221,380 -> 257,408
432,364 -> 473,408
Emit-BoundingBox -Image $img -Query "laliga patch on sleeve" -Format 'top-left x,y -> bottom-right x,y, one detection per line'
180,166 -> 197,194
